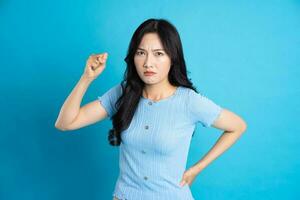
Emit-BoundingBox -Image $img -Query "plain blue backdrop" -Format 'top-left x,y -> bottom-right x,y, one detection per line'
1,0 -> 299,199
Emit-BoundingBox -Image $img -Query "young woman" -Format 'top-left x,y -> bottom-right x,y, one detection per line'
55,18 -> 247,200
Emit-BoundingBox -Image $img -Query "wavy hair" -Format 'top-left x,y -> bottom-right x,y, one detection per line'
108,18 -> 198,146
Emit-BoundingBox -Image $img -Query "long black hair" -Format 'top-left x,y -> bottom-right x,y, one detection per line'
108,18 -> 198,146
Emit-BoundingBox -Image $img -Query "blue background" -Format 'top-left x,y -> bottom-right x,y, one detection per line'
1,0 -> 299,199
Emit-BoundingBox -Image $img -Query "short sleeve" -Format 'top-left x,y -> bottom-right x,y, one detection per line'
187,89 -> 223,127
97,83 -> 123,118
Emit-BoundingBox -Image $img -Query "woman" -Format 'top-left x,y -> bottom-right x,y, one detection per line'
55,18 -> 247,200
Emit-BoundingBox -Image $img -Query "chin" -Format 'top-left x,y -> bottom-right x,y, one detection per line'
142,78 -> 158,85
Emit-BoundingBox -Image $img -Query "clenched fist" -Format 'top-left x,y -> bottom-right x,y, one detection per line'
82,52 -> 108,81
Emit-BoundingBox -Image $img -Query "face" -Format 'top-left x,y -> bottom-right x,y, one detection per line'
134,33 -> 172,86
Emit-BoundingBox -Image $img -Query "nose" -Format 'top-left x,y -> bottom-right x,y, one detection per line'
143,53 -> 154,68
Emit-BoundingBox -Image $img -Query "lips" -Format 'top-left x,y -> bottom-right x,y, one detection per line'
144,71 -> 156,76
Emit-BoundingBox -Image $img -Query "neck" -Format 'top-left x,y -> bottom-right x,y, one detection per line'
142,81 -> 177,101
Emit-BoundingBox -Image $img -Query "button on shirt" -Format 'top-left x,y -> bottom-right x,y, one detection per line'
97,83 -> 223,200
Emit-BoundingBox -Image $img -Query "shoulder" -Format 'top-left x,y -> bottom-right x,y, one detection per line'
97,82 -> 125,104
176,86 -> 200,110
177,86 -> 193,95
181,86 -> 221,111
105,82 -> 125,96
181,86 -> 223,127
178,86 -> 201,99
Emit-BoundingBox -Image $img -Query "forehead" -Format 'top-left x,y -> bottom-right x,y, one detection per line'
138,33 -> 163,49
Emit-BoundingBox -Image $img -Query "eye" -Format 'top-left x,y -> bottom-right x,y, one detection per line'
136,51 -> 145,56
155,52 -> 164,56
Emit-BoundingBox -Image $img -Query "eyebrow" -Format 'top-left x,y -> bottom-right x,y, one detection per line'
137,48 -> 165,52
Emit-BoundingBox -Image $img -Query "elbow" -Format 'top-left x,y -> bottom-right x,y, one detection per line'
238,119 -> 247,133
55,122 -> 69,131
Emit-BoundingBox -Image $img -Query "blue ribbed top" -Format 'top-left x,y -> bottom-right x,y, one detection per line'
97,83 -> 223,200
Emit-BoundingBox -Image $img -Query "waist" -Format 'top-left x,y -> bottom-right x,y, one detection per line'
113,177 -> 194,200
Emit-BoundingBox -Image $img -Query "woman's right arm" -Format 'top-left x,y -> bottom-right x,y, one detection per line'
54,53 -> 109,131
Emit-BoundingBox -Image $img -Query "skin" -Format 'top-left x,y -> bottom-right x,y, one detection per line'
134,33 -> 178,101
55,33 -> 247,194
179,110 -> 247,187
134,33 -> 247,188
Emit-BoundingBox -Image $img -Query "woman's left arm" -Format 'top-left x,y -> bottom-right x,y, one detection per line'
180,108 -> 247,186
192,108 -> 247,174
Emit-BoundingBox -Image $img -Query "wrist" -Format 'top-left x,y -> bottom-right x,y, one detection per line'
193,161 -> 207,174
80,74 -> 95,83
